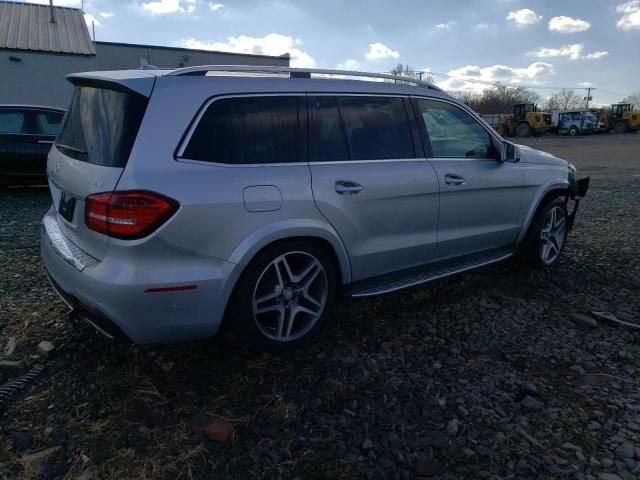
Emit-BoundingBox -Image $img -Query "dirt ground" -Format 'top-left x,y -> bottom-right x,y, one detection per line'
1,133 -> 639,479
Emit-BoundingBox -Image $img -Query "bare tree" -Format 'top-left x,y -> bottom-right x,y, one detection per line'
389,63 -> 433,83
622,91 -> 640,108
544,89 -> 583,111
452,84 -> 540,114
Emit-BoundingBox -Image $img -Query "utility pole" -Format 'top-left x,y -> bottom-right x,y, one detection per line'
584,87 -> 592,110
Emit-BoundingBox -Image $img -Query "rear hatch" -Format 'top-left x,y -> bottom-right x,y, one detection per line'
47,74 -> 153,260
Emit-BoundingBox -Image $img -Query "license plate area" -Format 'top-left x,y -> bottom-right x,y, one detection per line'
58,192 -> 76,223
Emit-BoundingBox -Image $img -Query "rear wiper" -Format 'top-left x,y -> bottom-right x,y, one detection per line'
55,143 -> 88,155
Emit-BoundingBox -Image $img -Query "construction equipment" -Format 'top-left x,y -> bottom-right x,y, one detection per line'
599,104 -> 640,133
493,103 -> 553,137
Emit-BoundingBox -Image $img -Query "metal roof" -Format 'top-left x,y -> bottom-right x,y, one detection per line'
0,1 -> 95,55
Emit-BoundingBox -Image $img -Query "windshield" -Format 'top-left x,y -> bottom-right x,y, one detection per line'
56,86 -> 148,167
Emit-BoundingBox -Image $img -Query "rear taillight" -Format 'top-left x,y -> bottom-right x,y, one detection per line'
85,190 -> 179,240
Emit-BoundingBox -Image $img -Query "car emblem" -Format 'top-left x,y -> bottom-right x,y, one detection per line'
54,160 -> 62,173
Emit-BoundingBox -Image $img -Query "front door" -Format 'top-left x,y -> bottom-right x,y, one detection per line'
413,97 -> 524,260
308,95 -> 440,281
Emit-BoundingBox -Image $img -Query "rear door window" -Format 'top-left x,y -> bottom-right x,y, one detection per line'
337,96 -> 415,160
308,96 -> 349,162
181,96 -> 303,164
0,109 -> 31,134
35,110 -> 64,136
56,86 -> 148,167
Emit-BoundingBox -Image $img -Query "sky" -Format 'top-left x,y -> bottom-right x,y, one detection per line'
18,0 -> 640,106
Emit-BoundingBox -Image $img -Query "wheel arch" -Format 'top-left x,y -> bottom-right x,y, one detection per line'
517,181 -> 570,244
226,219 -> 352,286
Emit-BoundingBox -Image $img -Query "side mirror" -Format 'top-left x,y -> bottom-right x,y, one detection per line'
501,141 -> 519,163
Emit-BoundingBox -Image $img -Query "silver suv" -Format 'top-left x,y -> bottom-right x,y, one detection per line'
41,66 -> 589,350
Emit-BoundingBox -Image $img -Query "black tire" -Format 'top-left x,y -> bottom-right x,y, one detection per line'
614,121 -> 628,134
229,240 -> 337,351
519,197 -> 568,267
516,123 -> 531,137
568,126 -> 579,136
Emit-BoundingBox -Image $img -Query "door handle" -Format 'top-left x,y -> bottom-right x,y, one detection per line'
335,180 -> 364,195
38,140 -> 54,144
444,173 -> 465,186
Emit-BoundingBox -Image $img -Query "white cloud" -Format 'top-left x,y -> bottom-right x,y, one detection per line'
506,9 -> 542,26
529,44 -> 608,60
83,12 -> 101,27
616,1 -> 640,30
364,42 -> 400,60
440,61 -> 554,92
584,51 -> 608,59
578,82 -> 593,87
142,0 -> 187,14
548,16 -> 591,33
474,23 -> 490,30
99,11 -> 114,18
182,34 -> 316,67
434,20 -> 457,29
336,59 -> 361,70
209,2 -> 224,11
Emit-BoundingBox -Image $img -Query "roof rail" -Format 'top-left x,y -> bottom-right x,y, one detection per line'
166,65 -> 443,91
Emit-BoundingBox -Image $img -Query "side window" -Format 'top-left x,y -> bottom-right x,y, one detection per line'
337,96 -> 415,160
0,109 -> 28,134
308,96 -> 349,162
416,99 -> 494,159
35,111 -> 64,136
182,96 -> 302,164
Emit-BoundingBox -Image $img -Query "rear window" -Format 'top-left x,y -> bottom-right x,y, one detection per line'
56,86 -> 148,167
181,96 -> 303,164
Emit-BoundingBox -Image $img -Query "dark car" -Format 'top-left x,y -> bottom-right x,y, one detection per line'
0,105 -> 65,187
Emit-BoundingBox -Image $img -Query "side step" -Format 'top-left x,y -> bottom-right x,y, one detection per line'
348,248 -> 514,298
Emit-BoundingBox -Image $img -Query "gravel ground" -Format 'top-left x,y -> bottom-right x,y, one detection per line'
1,133 -> 639,480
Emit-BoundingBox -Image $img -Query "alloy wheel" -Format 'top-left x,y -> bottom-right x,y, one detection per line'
539,206 -> 566,264
252,251 -> 328,342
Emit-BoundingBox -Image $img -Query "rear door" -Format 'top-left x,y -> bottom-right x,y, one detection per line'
413,97 -> 523,260
0,107 -> 58,178
308,95 -> 439,281
48,83 -> 149,260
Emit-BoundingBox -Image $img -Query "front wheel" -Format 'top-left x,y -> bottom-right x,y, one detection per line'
568,126 -> 579,136
520,198 -> 568,267
614,121 -> 628,134
230,241 -> 336,351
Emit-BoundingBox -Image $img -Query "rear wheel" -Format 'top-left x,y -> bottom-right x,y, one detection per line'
614,121 -> 628,134
520,197 -> 568,267
516,123 -> 531,137
568,126 -> 579,136
230,241 -> 336,351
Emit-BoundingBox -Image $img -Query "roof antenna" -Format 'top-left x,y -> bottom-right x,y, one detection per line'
49,0 -> 57,23
91,20 -> 95,42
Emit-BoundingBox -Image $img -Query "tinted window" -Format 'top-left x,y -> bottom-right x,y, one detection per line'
308,96 -> 349,162
416,99 -> 494,159
35,111 -> 63,135
0,110 -> 30,134
338,96 -> 415,160
183,96 -> 302,164
56,86 -> 148,167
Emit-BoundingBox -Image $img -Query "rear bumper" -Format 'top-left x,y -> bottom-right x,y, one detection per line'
40,207 -> 238,344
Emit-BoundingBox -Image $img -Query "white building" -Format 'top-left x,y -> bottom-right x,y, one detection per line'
0,1 -> 290,108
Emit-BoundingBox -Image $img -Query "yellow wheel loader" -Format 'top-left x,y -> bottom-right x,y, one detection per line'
494,103 -> 553,137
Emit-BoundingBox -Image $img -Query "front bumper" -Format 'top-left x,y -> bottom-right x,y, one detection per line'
41,207 -> 238,344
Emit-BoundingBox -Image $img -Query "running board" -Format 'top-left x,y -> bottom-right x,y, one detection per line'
348,249 -> 514,298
